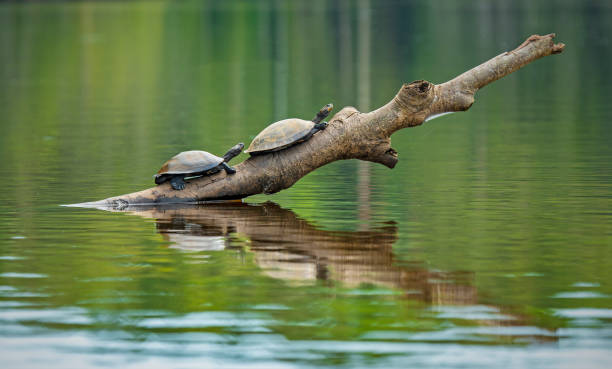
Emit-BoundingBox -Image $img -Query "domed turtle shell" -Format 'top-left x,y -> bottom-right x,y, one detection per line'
156,150 -> 224,176
245,118 -> 315,154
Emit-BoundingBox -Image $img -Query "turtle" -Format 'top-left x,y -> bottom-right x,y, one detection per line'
154,143 -> 244,190
245,103 -> 333,155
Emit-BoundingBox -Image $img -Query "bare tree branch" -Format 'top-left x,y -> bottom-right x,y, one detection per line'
76,34 -> 565,209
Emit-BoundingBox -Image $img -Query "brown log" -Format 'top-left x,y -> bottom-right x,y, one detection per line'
77,34 -> 564,209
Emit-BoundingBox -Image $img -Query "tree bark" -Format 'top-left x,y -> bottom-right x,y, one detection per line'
78,34 -> 564,209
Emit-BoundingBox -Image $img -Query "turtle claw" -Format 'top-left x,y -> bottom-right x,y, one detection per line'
170,176 -> 186,190
222,162 -> 236,175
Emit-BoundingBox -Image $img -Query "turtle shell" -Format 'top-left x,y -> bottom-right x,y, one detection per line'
245,118 -> 314,154
156,150 -> 223,176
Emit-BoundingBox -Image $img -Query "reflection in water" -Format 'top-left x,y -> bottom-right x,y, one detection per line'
138,202 -> 477,306
117,201 -> 565,341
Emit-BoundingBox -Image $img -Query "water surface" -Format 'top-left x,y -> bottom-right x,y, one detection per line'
0,1 -> 611,368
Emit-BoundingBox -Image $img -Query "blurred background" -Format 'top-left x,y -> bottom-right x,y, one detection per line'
0,1 -> 610,368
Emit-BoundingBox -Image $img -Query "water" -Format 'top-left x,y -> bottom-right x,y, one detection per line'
1,1 -> 611,368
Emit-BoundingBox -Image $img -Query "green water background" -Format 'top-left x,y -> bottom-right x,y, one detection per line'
0,1 -> 611,368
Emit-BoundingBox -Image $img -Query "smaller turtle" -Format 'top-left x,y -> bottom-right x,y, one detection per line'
154,143 -> 244,190
245,103 -> 333,155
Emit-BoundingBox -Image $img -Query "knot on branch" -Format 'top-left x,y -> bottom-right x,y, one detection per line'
331,106 -> 360,125
394,80 -> 435,114
358,138 -> 398,169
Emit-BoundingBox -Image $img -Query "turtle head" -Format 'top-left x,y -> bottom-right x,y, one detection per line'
313,103 -> 334,123
222,142 -> 245,162
321,103 -> 333,116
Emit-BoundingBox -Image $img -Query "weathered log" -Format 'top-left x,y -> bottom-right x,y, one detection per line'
78,34 -> 564,209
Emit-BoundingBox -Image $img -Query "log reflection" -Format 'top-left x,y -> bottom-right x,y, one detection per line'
130,201 -> 477,306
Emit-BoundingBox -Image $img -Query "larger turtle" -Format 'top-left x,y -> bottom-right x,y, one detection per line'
154,143 -> 243,190
245,103 -> 333,155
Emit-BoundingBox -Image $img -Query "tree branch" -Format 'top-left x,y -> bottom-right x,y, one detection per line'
76,34 -> 565,209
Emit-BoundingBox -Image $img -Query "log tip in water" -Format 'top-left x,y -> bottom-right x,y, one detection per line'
62,199 -> 129,211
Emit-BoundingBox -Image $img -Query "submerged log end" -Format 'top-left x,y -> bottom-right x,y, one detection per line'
68,182 -> 208,209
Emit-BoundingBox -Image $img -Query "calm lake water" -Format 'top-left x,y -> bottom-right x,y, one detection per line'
1,1 -> 611,368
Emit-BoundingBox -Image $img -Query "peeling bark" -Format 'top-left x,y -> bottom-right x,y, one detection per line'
77,34 -> 565,209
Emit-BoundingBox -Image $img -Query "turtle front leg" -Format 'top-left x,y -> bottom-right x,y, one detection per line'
314,121 -> 328,131
221,162 -> 236,175
301,122 -> 328,143
170,175 -> 186,190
